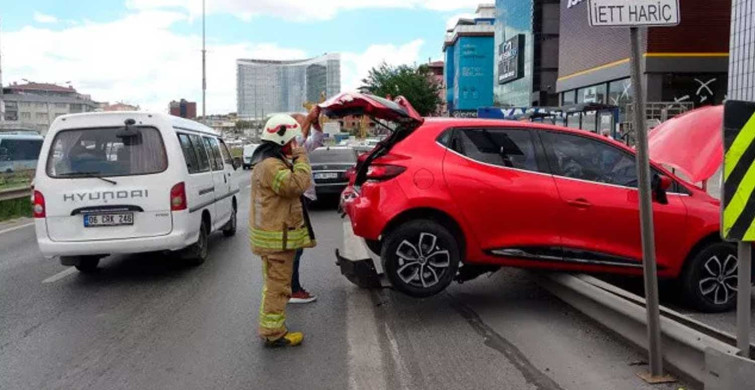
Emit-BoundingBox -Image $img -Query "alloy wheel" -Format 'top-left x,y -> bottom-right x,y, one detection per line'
698,254 -> 738,305
394,232 -> 451,288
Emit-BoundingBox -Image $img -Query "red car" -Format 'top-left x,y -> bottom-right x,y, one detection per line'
325,92 -> 738,313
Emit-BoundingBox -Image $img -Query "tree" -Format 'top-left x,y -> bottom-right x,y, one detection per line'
360,62 -> 443,117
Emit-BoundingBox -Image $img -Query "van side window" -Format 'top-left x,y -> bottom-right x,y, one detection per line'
188,134 -> 211,172
203,137 -> 224,171
177,133 -> 200,174
218,139 -> 234,166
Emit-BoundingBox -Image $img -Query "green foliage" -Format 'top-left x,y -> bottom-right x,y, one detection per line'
360,62 -> 443,117
0,197 -> 32,222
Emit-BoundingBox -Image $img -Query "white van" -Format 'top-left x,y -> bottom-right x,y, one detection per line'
241,143 -> 258,169
33,112 -> 240,272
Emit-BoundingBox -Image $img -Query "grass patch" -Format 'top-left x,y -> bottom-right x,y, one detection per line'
0,196 -> 32,222
230,147 -> 243,158
0,170 -> 34,192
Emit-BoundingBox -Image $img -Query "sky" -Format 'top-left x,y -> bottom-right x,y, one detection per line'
0,0 -> 482,115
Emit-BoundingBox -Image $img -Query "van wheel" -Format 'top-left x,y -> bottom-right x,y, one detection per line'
223,206 -> 237,237
185,221 -> 209,265
74,256 -> 100,273
681,242 -> 738,313
381,220 -> 460,298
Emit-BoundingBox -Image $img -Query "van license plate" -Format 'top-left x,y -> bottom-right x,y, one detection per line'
84,213 -> 134,227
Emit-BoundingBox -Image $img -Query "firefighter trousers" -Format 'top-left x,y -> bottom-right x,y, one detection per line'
259,250 -> 296,341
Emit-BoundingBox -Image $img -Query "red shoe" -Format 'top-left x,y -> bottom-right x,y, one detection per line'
289,290 -> 317,304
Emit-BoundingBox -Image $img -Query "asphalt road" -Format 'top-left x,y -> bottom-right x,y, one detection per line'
0,171 -> 698,389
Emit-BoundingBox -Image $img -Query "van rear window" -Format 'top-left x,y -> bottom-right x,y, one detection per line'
46,127 -> 168,178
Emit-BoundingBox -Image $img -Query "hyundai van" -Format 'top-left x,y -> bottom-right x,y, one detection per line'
34,112 -> 240,272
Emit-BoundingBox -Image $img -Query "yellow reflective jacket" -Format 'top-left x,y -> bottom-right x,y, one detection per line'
249,149 -> 316,254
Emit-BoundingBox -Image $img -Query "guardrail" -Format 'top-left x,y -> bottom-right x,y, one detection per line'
535,273 -> 754,388
0,187 -> 31,202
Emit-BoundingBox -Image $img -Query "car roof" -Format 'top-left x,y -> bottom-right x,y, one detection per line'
51,111 -> 219,136
0,133 -> 44,141
314,146 -> 354,151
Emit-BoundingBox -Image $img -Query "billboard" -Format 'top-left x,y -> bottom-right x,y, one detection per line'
498,34 -> 525,84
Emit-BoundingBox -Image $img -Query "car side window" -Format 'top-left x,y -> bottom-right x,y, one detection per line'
454,128 -> 539,172
177,133 -> 200,174
542,132 -> 638,187
188,134 -> 211,172
218,139 -> 234,166
203,137 -> 224,171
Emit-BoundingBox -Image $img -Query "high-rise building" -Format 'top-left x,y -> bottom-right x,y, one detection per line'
443,5 -> 496,115
169,99 -> 197,119
729,0 -> 755,101
236,53 -> 341,119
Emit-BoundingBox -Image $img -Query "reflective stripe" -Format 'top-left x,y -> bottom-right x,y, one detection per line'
725,113 -> 755,180
250,227 -> 311,250
293,162 -> 311,174
272,170 -> 291,194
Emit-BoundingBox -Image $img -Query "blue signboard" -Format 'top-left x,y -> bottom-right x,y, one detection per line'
452,36 -> 495,111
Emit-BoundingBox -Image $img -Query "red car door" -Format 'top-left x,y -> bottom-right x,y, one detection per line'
539,131 -> 688,271
443,127 -> 562,257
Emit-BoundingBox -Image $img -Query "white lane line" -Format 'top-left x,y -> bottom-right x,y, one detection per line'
0,222 -> 34,236
347,288 -> 387,390
42,267 -> 77,284
246,184 -> 252,189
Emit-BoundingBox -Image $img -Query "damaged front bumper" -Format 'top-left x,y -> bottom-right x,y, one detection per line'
335,218 -> 384,289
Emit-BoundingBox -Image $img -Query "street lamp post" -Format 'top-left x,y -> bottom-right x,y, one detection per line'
202,0 -> 206,118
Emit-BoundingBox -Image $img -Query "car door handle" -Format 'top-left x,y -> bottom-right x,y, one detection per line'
566,198 -> 591,208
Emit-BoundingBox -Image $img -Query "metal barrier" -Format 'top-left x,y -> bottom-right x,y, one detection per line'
535,273 -> 754,388
0,187 -> 31,202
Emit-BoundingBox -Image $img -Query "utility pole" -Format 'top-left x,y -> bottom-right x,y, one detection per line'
0,17 -> 5,123
202,0 -> 206,118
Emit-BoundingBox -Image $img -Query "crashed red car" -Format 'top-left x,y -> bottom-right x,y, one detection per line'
327,92 -> 737,312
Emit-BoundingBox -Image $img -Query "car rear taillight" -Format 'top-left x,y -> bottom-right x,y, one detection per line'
170,182 -> 187,211
32,190 -> 46,218
366,164 -> 406,182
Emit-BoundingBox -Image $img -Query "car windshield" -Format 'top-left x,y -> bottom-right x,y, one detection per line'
46,127 -> 168,178
309,148 -> 356,164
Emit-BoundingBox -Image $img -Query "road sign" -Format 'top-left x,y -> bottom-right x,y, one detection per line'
722,101 -> 755,241
588,0 -> 680,27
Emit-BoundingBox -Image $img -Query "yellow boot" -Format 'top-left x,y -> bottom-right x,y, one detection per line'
264,332 -> 304,348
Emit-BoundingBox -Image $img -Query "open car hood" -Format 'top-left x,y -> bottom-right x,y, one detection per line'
648,105 -> 723,184
318,92 -> 424,128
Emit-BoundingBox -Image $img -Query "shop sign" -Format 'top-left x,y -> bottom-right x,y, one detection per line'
497,34 -> 525,85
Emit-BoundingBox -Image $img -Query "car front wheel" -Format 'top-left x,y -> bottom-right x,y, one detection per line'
681,242 -> 738,313
381,220 -> 460,298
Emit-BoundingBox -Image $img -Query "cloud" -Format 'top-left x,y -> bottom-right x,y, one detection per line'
33,12 -> 58,24
3,10 -> 306,114
126,0 -> 482,21
341,39 -> 425,92
445,13 -> 476,30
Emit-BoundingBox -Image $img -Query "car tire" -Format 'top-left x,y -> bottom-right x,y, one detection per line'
223,206 -> 237,237
680,242 -> 738,313
74,256 -> 101,273
184,221 -> 209,266
381,220 -> 460,298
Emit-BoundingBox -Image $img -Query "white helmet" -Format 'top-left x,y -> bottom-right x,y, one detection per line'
261,114 -> 301,145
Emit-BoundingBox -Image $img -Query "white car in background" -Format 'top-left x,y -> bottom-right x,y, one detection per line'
242,143 -> 258,169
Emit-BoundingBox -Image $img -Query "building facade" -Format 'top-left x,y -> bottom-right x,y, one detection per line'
729,0 -> 755,101
557,0 -> 731,112
494,0 -> 560,108
443,5 -> 496,115
236,53 -> 341,119
169,99 -> 197,119
2,82 -> 98,135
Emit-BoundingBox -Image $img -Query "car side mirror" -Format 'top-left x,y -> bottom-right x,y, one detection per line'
652,174 -> 671,205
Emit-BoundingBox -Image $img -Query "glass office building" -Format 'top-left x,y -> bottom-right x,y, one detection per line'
237,53 -> 340,118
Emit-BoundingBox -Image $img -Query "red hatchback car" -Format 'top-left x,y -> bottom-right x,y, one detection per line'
325,93 -> 738,313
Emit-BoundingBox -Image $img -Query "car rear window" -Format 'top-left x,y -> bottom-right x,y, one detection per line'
309,149 -> 357,164
46,127 -> 167,178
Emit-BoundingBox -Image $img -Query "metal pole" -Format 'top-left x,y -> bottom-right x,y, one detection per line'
737,242 -> 752,357
630,26 -> 664,378
201,0 -> 206,118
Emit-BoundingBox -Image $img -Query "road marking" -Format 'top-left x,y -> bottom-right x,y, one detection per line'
246,185 -> 252,189
42,267 -> 77,284
0,222 -> 34,236
347,288 -> 388,390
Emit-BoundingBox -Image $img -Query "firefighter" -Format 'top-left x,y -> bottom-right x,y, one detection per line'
249,114 -> 315,347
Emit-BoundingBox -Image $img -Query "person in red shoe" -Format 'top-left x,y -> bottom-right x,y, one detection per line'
289,108 -> 324,304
